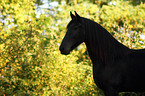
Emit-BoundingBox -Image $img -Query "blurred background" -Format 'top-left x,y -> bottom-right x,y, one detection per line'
0,0 -> 145,95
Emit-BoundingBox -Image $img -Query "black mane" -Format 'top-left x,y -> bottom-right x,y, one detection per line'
82,17 -> 131,65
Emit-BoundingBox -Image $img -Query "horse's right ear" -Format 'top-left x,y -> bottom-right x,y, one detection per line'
70,11 -> 75,19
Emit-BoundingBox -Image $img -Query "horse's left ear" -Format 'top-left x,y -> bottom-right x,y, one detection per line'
75,11 -> 81,19
70,11 -> 75,20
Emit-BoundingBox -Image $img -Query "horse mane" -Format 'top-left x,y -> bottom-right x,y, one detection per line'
82,17 -> 131,65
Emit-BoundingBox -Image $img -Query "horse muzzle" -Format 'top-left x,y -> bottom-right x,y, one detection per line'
59,45 -> 70,55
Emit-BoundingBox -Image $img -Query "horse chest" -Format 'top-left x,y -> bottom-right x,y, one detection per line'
92,62 -> 123,90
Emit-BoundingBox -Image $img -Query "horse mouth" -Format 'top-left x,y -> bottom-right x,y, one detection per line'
60,49 -> 70,55
60,51 -> 70,55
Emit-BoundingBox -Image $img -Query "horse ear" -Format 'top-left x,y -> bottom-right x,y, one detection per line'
70,11 -> 75,19
74,11 -> 81,19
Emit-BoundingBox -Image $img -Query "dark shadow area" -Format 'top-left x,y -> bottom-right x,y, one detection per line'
120,92 -> 145,96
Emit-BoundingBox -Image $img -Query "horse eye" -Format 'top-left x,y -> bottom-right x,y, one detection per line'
74,26 -> 78,29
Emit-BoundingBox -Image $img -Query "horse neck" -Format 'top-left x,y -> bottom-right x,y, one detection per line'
84,20 -> 130,65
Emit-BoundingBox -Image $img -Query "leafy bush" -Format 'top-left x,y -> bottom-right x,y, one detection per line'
0,0 -> 51,95
99,0 -> 145,48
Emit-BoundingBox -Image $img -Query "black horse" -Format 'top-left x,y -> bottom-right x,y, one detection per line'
59,11 -> 145,96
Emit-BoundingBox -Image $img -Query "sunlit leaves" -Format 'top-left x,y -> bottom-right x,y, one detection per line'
99,1 -> 145,49
0,0 -> 50,95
